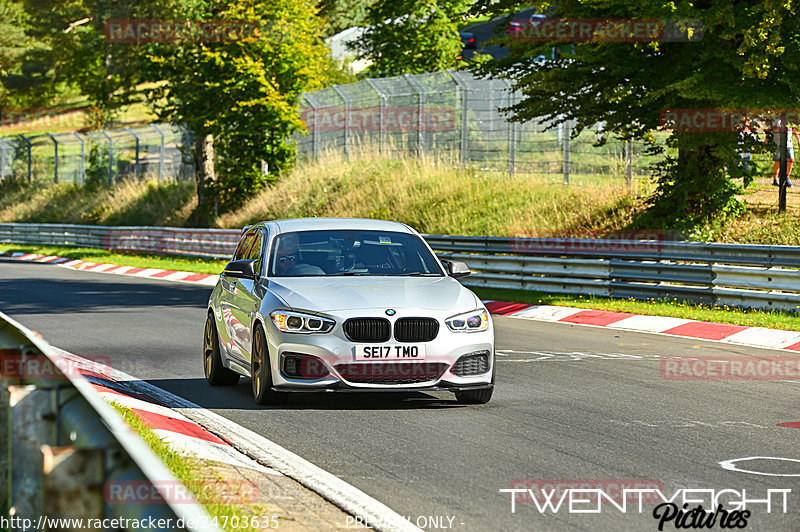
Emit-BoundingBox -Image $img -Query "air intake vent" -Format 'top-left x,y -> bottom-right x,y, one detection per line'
451,350 -> 490,376
394,318 -> 439,342
335,362 -> 448,385
343,318 -> 391,342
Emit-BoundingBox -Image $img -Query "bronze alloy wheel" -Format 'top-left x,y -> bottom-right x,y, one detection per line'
251,324 -> 286,405
203,314 -> 239,386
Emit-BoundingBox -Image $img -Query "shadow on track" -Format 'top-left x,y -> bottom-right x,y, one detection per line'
146,377 -> 466,411
0,260 -> 210,314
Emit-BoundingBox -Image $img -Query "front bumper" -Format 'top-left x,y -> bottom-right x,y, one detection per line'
264,311 -> 494,391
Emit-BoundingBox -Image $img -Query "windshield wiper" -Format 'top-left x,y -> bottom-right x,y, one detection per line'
400,273 -> 442,277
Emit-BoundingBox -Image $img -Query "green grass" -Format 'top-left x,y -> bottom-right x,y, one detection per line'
0,244 -> 228,274
474,287 -> 800,332
111,403 -> 279,532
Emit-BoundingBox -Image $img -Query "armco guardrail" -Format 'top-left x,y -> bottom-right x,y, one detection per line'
425,235 -> 800,311
0,223 -> 240,259
2,223 -> 800,311
0,311 -> 220,530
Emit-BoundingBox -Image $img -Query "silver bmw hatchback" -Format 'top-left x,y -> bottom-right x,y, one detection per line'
204,218 -> 495,405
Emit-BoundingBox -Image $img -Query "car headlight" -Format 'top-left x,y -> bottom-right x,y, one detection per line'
446,309 -> 489,332
270,311 -> 335,334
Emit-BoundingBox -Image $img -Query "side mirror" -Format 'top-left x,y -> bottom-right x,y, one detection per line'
443,260 -> 471,279
224,259 -> 257,279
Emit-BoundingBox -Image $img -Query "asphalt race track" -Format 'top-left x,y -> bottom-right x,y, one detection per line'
2,257 -> 800,531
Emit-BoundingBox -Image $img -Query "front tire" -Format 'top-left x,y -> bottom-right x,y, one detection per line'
204,314 -> 240,386
251,324 -> 286,405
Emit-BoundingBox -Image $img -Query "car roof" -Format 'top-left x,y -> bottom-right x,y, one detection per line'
263,217 -> 415,235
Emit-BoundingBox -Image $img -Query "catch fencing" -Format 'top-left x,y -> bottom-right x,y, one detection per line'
2,223 -> 799,312
0,124 -> 193,185
295,70 -> 664,185
0,311 -> 219,530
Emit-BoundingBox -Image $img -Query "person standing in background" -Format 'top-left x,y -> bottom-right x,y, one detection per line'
771,125 -> 800,187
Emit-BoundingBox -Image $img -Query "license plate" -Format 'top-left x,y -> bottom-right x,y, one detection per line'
354,344 -> 426,361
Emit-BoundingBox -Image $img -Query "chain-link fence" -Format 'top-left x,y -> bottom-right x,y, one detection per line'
295,70 -> 670,186
0,124 -> 194,185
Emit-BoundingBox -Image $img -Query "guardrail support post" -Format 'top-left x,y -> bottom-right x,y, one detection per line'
99,130 -> 114,185
151,124 -> 166,181
9,385 -> 53,521
332,86 -> 350,160
73,132 -> 85,186
125,127 -> 141,180
365,79 -> 387,155
18,135 -> 32,183
46,133 -> 58,184
0,377 -> 8,514
625,140 -> 632,187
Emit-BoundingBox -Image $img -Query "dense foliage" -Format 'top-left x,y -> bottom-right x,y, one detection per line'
473,0 -> 800,230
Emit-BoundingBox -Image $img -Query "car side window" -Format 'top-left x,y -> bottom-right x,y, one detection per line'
246,231 -> 264,275
233,232 -> 254,262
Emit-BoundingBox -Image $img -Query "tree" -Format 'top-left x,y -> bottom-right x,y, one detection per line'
318,0 -> 375,37
473,0 -> 800,230
0,0 -> 39,105
18,0 -> 178,123
148,0 -> 331,215
356,0 -> 470,76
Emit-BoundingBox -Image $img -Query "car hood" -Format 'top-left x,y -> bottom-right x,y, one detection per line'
267,276 -> 480,313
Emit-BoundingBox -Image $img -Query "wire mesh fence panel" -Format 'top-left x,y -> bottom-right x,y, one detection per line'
295,70 -> 685,189
0,124 -> 193,185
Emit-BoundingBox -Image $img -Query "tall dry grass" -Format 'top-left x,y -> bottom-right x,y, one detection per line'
216,148 -> 643,236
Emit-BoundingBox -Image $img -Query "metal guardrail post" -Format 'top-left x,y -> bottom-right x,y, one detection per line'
0,311 -> 221,531
151,124 -> 166,181
624,140 -> 632,187
125,127 -> 141,179
303,95 -> 321,159
18,135 -> 32,183
448,71 -> 469,168
73,132 -> 85,186
99,130 -> 114,185
46,133 -> 58,184
505,81 -> 516,177
562,121 -> 570,185
332,86 -> 350,160
404,75 -> 426,159
365,79 -> 387,154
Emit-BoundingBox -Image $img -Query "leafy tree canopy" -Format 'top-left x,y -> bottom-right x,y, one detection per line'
472,0 -> 800,230
357,0 -> 471,76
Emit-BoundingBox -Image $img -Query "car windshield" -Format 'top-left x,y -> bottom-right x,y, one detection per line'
268,230 -> 445,277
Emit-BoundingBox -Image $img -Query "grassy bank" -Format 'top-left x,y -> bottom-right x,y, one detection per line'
112,403 -> 277,532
